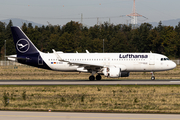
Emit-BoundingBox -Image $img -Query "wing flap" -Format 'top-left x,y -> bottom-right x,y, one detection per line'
68,61 -> 104,68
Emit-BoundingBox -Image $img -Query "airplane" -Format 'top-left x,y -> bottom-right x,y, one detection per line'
7,26 -> 176,81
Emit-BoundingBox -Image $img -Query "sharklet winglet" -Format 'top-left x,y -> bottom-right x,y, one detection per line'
52,49 -> 67,62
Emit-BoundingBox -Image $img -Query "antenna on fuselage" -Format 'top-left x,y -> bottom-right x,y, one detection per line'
86,50 -> 90,53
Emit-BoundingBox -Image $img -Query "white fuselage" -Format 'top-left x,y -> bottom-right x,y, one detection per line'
40,52 -> 176,72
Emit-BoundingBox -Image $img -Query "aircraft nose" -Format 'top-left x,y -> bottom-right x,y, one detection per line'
171,61 -> 176,69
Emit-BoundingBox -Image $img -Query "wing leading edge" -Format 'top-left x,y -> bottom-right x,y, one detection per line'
52,49 -> 104,71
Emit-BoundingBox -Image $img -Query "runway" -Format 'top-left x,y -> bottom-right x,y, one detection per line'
1,111 -> 180,120
0,80 -> 180,85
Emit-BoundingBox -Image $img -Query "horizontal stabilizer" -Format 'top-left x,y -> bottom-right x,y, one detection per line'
7,55 -> 30,61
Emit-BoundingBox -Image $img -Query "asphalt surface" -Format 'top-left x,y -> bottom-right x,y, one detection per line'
1,111 -> 180,120
0,79 -> 180,85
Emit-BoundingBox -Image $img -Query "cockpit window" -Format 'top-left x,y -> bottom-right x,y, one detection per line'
161,58 -> 170,61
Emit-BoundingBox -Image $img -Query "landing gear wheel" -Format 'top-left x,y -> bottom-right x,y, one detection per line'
89,75 -> 95,81
151,72 -> 155,80
96,75 -> 102,81
151,76 -> 155,80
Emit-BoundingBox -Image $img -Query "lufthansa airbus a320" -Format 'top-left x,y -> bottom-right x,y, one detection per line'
8,26 -> 176,80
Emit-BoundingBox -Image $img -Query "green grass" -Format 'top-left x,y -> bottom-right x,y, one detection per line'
0,65 -> 179,113
1,85 -> 180,113
0,65 -> 179,80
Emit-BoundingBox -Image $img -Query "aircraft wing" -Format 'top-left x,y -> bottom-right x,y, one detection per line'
53,49 -> 104,71
68,61 -> 127,71
68,61 -> 104,67
68,61 -> 105,73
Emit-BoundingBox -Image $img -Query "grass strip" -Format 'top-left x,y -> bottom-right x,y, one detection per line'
1,85 -> 180,113
0,65 -> 179,80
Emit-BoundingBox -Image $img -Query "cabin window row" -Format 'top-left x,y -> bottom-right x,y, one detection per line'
48,59 -> 146,61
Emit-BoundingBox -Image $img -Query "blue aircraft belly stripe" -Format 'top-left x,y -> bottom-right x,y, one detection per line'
17,53 -> 52,70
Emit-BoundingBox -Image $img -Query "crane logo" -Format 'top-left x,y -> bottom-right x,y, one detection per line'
16,39 -> 30,53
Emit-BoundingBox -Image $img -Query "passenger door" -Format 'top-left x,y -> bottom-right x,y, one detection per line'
149,55 -> 155,65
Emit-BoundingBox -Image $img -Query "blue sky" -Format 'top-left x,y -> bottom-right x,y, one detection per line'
0,0 -> 179,26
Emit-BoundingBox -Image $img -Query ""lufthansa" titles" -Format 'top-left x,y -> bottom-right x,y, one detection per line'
119,54 -> 148,58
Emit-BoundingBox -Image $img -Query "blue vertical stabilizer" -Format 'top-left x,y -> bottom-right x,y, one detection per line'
11,26 -> 51,70
11,26 -> 39,55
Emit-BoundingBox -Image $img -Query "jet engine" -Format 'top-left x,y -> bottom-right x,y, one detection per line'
102,67 -> 129,78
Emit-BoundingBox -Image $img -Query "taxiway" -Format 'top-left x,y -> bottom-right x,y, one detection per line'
0,80 -> 180,85
0,111 -> 180,120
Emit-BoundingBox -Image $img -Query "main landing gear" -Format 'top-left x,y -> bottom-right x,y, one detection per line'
151,72 -> 155,80
89,74 -> 102,81
89,75 -> 95,81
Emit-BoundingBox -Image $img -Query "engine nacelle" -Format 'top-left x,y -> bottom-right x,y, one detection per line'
103,67 -> 129,78
103,67 -> 120,78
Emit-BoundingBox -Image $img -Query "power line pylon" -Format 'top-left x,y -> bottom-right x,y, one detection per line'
126,0 -> 144,28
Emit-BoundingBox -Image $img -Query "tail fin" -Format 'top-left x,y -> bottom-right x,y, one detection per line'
11,26 -> 39,55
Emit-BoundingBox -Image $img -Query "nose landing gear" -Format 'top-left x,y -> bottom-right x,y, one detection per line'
151,72 -> 155,80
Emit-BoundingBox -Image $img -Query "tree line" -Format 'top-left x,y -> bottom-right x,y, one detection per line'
1,20 -> 180,59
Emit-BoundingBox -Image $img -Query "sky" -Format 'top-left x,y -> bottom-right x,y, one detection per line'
0,0 -> 180,26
